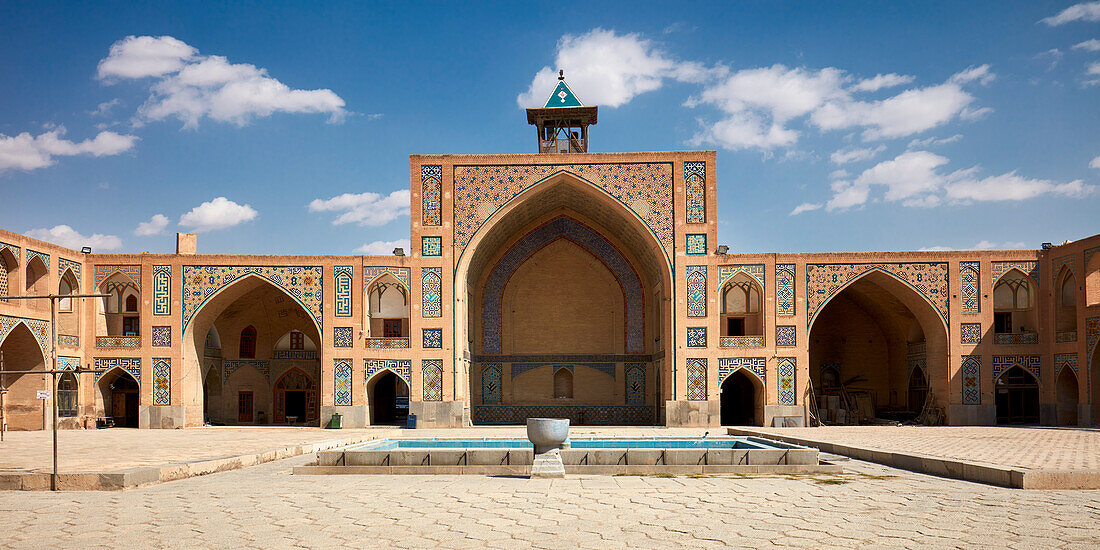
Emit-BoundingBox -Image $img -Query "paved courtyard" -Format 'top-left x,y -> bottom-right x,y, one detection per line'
2,452 -> 1099,549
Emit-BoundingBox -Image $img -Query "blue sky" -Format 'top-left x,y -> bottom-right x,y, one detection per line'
1,1 -> 1098,255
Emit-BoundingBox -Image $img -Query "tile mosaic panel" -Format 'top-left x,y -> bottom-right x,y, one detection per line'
223,360 -> 271,384
420,236 -> 442,257
686,233 -> 707,255
94,265 -> 141,289
686,327 -> 707,348
686,358 -> 707,401
991,261 -> 1038,287
481,363 -> 502,404
93,357 -> 141,386
333,358 -> 353,406
775,325 -> 796,347
687,266 -> 707,318
271,350 -> 317,360
334,266 -> 353,317
57,334 -> 78,348
421,267 -> 442,318
422,165 -> 442,226
961,355 -> 981,405
1089,317 -> 1100,372
483,217 -> 643,353
153,265 -> 170,315
57,356 -> 80,371
1056,330 -> 1077,343
718,357 -> 766,386
452,163 -> 674,256
58,258 -> 81,280
992,355 -> 1041,382
960,262 -> 980,314
685,161 -> 706,225
778,357 -> 796,405
906,354 -> 926,381
625,363 -> 646,405
0,314 -> 50,359
151,326 -> 172,347
472,405 -> 653,425
182,266 -> 322,334
717,264 -> 766,291
508,363 -> 615,380
719,336 -> 764,347
960,323 -> 982,345
423,328 -> 442,349
994,332 -> 1038,345
333,327 -> 354,348
1055,353 -> 1079,378
362,266 -> 411,289
364,359 -> 412,387
365,338 -> 410,349
423,359 -> 443,401
776,264 -> 795,316
0,242 -> 20,261
26,249 -> 49,271
806,263 -> 949,329
96,336 -> 141,348
152,358 -> 171,405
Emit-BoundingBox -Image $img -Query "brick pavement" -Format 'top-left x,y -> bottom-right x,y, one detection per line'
2,452 -> 1098,549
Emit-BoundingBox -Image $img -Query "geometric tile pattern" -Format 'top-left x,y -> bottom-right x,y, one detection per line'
420,236 -> 442,257
96,336 -> 141,348
776,264 -> 795,316
775,325 -> 796,347
26,249 -> 49,271
1054,353 -> 1079,378
717,264 -> 765,291
960,262 -> 980,314
151,326 -> 172,347
1088,317 -> 1100,373
182,266 -> 323,334
57,334 -> 79,347
452,162 -> 675,256
960,323 -> 982,345
365,338 -> 410,349
421,267 -> 442,318
57,258 -> 81,280
362,266 -> 411,290
719,336 -> 764,347
625,362 -> 646,405
992,355 -> 1041,383
422,359 -> 443,401
906,353 -> 926,381
333,327 -> 353,348
481,363 -> 502,404
686,327 -> 707,348
333,358 -> 352,406
153,265 -> 170,315
0,314 -> 50,359
687,266 -> 707,318
483,217 -> 643,353
334,266 -> 353,317
152,358 -> 171,405
422,165 -> 442,227
778,357 -> 796,405
686,234 -> 706,255
961,355 -> 981,405
471,405 -> 653,425
93,357 -> 141,386
718,357 -> 766,386
422,328 -> 442,349
685,161 -> 706,224
57,356 -> 80,370
806,263 -> 949,330
991,261 -> 1038,287
364,359 -> 411,387
0,241 -> 20,261
94,264 -> 141,289
223,360 -> 272,385
686,358 -> 707,400
994,332 -> 1038,345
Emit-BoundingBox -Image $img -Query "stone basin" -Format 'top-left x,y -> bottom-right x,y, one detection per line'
526,418 -> 569,454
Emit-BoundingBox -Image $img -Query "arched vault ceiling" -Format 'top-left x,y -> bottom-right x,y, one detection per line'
467,181 -> 664,286
822,277 -> 918,339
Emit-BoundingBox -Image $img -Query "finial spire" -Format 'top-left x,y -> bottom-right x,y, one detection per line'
558,69 -> 565,81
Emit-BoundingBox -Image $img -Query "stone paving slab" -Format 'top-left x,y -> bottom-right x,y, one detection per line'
2,451 -> 1098,548
729,426 -> 1100,489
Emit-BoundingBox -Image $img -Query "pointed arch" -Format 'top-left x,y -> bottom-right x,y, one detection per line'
808,266 -> 949,336
183,272 -> 323,337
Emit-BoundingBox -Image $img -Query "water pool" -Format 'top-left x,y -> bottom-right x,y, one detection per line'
346,436 -> 800,451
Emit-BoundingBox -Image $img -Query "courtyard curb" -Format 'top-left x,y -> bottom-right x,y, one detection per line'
727,427 -> 1100,490
0,431 -> 394,491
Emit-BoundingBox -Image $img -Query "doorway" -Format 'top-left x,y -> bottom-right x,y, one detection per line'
996,367 -> 1039,424
108,374 -> 139,427
720,370 -> 757,426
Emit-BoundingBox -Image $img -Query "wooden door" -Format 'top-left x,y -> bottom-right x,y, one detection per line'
238,391 -> 253,423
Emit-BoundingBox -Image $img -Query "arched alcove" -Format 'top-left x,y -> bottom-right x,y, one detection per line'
720,369 -> 763,426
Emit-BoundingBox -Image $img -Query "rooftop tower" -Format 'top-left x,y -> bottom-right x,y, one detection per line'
526,70 -> 598,153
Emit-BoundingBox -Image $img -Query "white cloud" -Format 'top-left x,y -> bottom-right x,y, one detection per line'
975,240 -> 1027,250
830,145 -> 886,164
945,172 -> 1091,202
99,35 -> 345,127
813,81 -> 981,140
0,127 -> 138,173
1090,155 -> 1100,169
25,225 -> 122,251
89,98 -> 121,116
854,150 -> 949,203
949,65 -> 996,86
919,246 -> 954,251
517,28 -> 720,109
1088,62 -> 1100,75
908,134 -> 962,148
1073,39 -> 1100,51
1041,2 -> 1100,25
134,214 -> 169,236
789,202 -> 822,216
850,73 -> 914,92
355,239 -> 410,255
308,189 -> 411,226
179,197 -> 257,232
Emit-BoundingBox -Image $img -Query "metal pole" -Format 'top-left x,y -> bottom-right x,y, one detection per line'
50,296 -> 58,491
1,350 -> 5,443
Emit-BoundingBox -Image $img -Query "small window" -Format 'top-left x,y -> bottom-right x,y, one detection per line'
1061,275 -> 1076,308
553,368 -> 573,399
383,319 -> 402,338
727,318 -> 745,337
994,312 -> 1012,334
289,331 -> 304,350
239,326 -> 257,359
125,294 -> 138,313
57,373 -> 78,417
123,317 -> 139,336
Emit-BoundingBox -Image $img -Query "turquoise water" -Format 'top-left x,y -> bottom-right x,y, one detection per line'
352,437 -> 795,451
